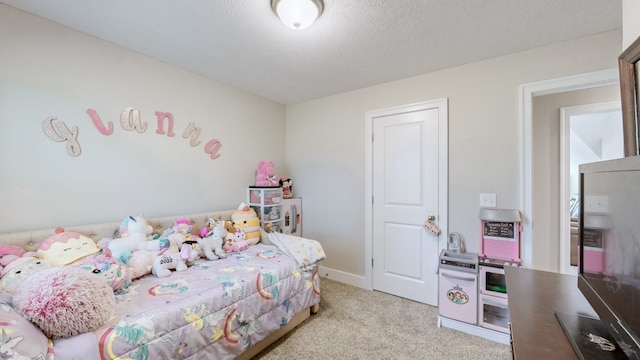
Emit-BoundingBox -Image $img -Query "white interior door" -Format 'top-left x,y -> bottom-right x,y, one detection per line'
370,100 -> 446,305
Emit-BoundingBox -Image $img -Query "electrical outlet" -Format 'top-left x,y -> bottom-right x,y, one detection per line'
480,193 -> 497,208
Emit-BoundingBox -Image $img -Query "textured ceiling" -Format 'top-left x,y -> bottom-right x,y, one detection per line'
0,0 -> 622,105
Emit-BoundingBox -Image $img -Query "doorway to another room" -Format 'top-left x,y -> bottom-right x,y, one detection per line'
521,68 -> 621,274
560,102 -> 623,275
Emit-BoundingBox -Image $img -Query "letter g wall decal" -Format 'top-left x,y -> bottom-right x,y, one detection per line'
42,107 -> 222,159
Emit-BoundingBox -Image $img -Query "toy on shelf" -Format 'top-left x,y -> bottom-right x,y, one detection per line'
255,160 -> 278,187
280,178 -> 293,199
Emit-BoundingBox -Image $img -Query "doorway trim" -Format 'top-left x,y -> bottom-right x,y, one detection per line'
519,68 -> 618,269
364,99 -> 449,290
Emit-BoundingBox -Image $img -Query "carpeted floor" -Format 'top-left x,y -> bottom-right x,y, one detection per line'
254,278 -> 512,359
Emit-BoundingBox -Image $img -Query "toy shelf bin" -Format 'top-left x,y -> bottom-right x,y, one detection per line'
249,188 -> 282,205
479,208 -> 522,264
247,186 -> 283,233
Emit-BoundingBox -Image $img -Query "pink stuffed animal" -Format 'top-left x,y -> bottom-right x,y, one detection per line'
255,161 -> 277,187
0,245 -> 37,273
223,229 -> 249,253
73,253 -> 131,292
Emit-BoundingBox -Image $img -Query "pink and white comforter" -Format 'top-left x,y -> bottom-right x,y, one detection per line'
56,244 -> 321,360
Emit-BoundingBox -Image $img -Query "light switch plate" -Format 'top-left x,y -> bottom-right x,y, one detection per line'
480,193 -> 497,208
584,195 -> 608,213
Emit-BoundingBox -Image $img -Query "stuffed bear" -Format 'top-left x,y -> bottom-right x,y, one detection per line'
255,161 -> 277,187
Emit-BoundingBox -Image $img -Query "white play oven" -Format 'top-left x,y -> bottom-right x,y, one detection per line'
478,262 -> 510,333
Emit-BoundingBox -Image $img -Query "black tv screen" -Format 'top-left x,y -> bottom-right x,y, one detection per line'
578,155 -> 640,359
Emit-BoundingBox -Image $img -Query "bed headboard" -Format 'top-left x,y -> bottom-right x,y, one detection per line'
0,210 -> 236,252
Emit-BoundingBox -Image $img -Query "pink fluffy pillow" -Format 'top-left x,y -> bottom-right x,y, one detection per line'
12,266 -> 115,339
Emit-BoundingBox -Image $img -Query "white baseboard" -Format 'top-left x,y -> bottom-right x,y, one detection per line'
437,316 -> 511,345
317,265 -> 369,289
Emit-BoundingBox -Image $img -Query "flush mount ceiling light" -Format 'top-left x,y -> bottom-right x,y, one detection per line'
271,0 -> 324,30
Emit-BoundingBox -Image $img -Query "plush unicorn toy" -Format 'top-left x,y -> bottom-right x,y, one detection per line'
106,216 -> 158,263
198,220 -> 227,260
223,229 -> 249,253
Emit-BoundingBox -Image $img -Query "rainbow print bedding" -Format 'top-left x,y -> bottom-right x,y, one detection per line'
56,244 -> 320,360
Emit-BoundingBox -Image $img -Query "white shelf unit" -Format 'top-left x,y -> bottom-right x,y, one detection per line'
247,187 -> 283,233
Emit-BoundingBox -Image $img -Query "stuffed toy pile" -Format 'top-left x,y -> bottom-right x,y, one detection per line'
0,227 -> 124,339
0,212 -> 255,340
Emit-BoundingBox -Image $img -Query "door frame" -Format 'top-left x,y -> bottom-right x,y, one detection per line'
519,68 -> 618,269
364,98 -> 449,290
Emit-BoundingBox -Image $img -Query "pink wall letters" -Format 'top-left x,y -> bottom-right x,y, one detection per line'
43,107 -> 222,159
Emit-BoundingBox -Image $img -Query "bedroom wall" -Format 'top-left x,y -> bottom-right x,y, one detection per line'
0,4 -> 623,289
288,30 -> 621,286
623,0 -> 640,48
0,5 -> 286,232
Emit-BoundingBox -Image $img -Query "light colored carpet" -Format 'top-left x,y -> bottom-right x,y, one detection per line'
254,278 -> 512,359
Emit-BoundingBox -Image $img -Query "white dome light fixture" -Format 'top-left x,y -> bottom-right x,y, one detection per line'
271,0 -> 324,30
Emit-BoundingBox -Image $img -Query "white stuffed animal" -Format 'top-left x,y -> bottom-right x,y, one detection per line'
107,216 -> 158,263
197,221 -> 226,261
151,244 -> 198,278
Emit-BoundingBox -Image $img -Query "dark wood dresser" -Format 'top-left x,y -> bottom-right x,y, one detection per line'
505,266 -> 598,359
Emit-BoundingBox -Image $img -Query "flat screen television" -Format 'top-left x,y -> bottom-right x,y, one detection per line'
572,155 -> 640,359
